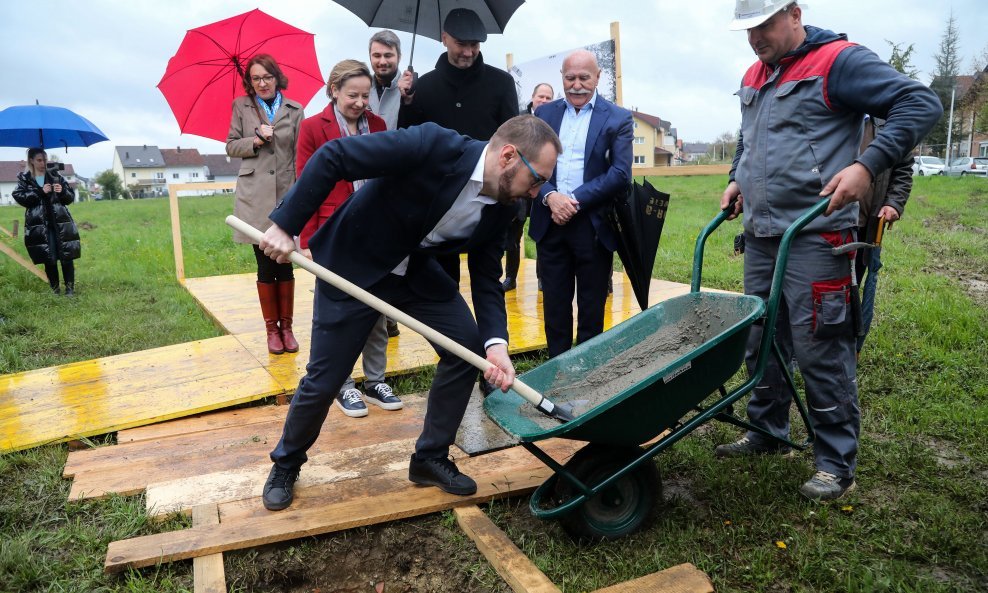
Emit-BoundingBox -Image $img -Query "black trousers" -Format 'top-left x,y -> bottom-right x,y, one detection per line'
252,245 -> 294,282
44,259 -> 74,288
536,215 -> 612,357
269,273 -> 483,470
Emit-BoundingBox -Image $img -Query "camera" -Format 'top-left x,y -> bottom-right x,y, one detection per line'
46,162 -> 65,172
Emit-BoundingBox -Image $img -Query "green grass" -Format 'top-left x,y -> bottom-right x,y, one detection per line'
1,177 -> 986,592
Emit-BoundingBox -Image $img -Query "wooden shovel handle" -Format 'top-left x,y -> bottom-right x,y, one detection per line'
225,216 -> 549,408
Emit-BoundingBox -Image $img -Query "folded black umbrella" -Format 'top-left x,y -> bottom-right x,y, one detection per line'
607,179 -> 670,311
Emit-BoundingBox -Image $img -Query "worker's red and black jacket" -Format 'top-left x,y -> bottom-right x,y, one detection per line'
729,26 -> 942,238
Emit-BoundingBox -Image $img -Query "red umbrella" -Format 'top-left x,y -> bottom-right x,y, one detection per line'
158,9 -> 324,142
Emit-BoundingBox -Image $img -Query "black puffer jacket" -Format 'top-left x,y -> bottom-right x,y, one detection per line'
12,170 -> 80,263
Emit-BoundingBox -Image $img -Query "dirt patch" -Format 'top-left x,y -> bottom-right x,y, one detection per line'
78,221 -> 96,230
226,515 -> 511,593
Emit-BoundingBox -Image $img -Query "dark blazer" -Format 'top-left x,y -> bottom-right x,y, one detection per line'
270,123 -> 514,342
529,95 -> 634,251
295,105 -> 387,248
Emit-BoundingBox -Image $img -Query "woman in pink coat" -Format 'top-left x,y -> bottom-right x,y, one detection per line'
295,59 -> 399,419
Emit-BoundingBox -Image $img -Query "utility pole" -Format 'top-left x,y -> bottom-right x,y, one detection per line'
945,84 -> 956,166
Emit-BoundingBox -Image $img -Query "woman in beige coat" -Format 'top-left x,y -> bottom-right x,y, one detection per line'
227,54 -> 305,355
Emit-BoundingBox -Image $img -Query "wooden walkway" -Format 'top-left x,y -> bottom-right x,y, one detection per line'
1,258 -> 698,453
76,399 -> 712,592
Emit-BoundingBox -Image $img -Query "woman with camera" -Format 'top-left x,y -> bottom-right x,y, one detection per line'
226,54 -> 304,355
12,148 -> 80,295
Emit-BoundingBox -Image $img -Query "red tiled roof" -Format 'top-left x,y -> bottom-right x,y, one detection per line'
160,147 -> 205,167
632,110 -> 664,130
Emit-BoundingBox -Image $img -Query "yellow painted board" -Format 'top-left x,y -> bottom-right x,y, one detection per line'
0,336 -> 283,453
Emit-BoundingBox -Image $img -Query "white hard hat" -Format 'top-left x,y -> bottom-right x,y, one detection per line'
729,0 -> 798,31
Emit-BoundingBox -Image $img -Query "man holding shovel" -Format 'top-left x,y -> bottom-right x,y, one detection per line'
257,115 -> 561,511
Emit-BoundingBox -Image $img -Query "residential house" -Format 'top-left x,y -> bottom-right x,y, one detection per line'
112,145 -> 166,198
160,147 -> 206,184
202,154 -> 241,191
630,110 -> 677,167
681,142 -> 712,163
956,66 -> 988,158
0,161 -> 78,206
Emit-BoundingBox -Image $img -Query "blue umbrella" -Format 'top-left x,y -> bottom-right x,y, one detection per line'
0,103 -> 109,150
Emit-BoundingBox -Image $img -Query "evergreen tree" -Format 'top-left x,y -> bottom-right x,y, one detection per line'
926,12 -> 963,158
885,41 -> 919,79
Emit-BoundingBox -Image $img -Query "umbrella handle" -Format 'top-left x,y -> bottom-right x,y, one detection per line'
225,216 -> 568,419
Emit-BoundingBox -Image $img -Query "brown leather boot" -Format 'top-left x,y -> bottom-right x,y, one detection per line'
257,282 -> 285,354
276,279 -> 299,353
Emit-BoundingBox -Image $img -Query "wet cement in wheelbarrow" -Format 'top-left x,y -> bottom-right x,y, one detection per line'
518,304 -> 730,430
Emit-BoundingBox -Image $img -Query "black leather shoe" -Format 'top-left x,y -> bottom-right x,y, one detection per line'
408,454 -> 477,495
386,318 -> 400,337
262,464 -> 300,511
501,277 -> 517,292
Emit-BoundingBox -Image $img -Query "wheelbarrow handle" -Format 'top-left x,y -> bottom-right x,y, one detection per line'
225,216 -> 570,421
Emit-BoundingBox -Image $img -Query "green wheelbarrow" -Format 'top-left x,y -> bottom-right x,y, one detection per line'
484,198 -> 831,541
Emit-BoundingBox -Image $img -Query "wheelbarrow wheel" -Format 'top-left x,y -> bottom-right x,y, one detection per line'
553,444 -> 661,542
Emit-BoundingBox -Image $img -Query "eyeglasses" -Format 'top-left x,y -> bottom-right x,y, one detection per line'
250,75 -> 276,85
517,150 -> 546,188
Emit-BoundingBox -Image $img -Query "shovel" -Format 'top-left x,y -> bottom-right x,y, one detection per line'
226,216 -> 577,423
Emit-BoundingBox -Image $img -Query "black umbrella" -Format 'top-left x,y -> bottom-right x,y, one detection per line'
608,179 -> 671,311
332,0 -> 524,71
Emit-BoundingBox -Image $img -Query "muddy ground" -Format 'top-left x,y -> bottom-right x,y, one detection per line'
225,514 -> 514,593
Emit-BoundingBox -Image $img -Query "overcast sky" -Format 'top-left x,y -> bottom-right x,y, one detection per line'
2,0 -> 984,177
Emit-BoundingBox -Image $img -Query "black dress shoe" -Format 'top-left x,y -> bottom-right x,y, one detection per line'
262,464 -> 300,511
408,454 -> 477,495
501,277 -> 517,292
386,318 -> 400,337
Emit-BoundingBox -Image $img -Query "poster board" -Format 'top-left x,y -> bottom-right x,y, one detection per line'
509,37 -> 619,112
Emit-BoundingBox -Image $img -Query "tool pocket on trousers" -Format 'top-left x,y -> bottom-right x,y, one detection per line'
811,277 -> 851,339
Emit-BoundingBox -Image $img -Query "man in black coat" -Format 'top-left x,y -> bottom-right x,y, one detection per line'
398,8 -> 519,285
257,116 -> 561,511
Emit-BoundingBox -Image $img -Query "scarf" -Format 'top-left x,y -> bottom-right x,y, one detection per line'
333,103 -> 370,192
256,91 -> 283,123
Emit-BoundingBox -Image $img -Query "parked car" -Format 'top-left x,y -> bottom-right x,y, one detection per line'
912,156 -> 945,176
943,156 -> 988,177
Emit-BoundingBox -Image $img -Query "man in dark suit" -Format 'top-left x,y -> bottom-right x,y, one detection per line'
257,116 -> 562,511
529,50 -> 633,357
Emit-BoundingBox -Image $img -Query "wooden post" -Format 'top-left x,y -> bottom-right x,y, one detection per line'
12,220 -> 18,237
166,182 -> 236,285
168,185 -> 185,284
191,505 -> 226,593
506,52 -> 514,70
611,21 -> 623,107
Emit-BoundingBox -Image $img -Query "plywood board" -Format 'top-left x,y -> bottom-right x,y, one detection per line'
66,396 -> 428,500
0,336 -> 283,453
104,438 -> 583,573
455,505 -> 561,593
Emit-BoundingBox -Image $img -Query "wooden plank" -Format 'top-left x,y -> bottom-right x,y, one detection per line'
0,239 -> 48,281
590,563 -> 714,593
66,396 -> 428,500
146,438 -> 417,518
633,165 -> 731,177
168,181 -> 185,283
0,223 -> 13,238
191,505 -> 226,593
454,506 -> 561,593
105,439 -> 582,573
117,404 -> 288,444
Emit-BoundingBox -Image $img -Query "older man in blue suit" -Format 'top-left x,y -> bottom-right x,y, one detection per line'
258,116 -> 562,511
530,50 -> 633,357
